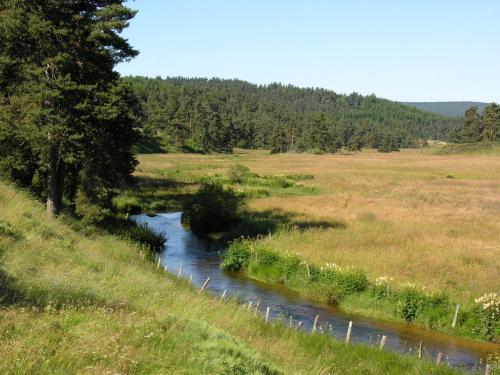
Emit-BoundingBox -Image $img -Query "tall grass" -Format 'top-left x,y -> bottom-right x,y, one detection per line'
0,181 -> 461,374
221,240 -> 499,341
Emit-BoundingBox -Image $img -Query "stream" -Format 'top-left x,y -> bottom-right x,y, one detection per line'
132,212 -> 498,372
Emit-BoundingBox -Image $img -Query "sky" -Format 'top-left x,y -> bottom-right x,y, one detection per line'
117,1 -> 500,102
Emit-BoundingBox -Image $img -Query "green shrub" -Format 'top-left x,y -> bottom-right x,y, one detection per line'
75,192 -> 110,226
473,293 -> 500,340
335,270 -> 369,296
125,223 -> 166,252
277,256 -> 301,279
221,240 -> 252,271
396,288 -> 449,323
182,180 -> 244,234
397,288 -> 426,322
228,164 -> 252,184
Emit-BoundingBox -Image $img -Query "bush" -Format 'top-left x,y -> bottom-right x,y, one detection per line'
125,223 -> 166,252
75,191 -> 110,226
221,240 -> 252,271
473,293 -> 500,340
396,288 -> 449,323
335,270 -> 369,296
228,164 -> 251,184
182,180 -> 244,234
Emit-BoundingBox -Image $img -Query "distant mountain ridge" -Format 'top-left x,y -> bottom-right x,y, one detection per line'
402,101 -> 489,117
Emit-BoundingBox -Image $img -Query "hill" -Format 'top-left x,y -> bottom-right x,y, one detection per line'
0,181 -> 459,374
402,102 -> 489,117
124,76 -> 462,153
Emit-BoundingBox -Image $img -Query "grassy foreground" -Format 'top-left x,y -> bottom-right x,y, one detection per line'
0,182 -> 460,374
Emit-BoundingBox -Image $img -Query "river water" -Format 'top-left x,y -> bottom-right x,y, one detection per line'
132,212 -> 498,371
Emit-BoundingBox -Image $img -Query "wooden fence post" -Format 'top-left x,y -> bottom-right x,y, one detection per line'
255,300 -> 260,314
418,341 -> 423,359
189,274 -> 193,283
295,321 -> 303,330
265,307 -> 270,323
436,352 -> 443,365
379,335 -> 387,350
345,321 -> 353,344
452,304 -> 460,329
220,289 -> 226,303
312,315 -> 319,334
164,265 -> 168,273
156,258 -> 161,270
177,264 -> 183,278
485,364 -> 491,375
306,264 -> 311,279
200,277 -> 210,292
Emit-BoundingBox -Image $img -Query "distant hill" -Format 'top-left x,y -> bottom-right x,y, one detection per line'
125,76 -> 462,153
402,102 -> 489,117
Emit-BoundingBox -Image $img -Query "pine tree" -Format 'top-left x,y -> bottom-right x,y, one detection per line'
0,0 -> 139,216
482,103 -> 500,142
460,107 -> 483,143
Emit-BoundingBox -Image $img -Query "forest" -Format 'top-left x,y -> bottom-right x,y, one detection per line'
449,104 -> 500,144
124,76 -> 462,154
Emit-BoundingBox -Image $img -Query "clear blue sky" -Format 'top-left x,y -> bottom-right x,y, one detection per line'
118,1 -> 499,102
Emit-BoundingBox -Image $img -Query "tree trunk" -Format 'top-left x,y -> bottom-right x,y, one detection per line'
46,143 -> 62,216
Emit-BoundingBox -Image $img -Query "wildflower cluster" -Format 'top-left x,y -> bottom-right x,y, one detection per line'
320,263 -> 343,272
475,293 -> 500,321
374,276 -> 394,287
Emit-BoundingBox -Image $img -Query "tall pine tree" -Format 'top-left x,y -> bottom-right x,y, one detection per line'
0,0 -> 139,216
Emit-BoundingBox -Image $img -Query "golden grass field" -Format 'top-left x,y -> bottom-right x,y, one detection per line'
137,148 -> 500,301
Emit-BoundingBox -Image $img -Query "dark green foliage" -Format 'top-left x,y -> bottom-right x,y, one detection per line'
123,77 -> 461,154
124,223 -> 166,252
182,180 -> 244,234
452,103 -> 500,144
377,133 -> 400,153
0,0 -> 139,215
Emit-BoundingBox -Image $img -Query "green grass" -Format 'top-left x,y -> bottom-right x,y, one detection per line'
432,142 -> 500,156
221,240 -> 499,342
0,181 -> 463,374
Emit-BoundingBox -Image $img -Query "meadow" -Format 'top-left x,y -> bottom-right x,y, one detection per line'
0,182 -> 460,374
133,147 -> 500,299
127,147 -> 500,341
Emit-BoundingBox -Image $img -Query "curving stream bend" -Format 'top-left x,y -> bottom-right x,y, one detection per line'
132,212 -> 499,372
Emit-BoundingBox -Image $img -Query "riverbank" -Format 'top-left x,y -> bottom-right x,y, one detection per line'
0,181 -> 464,373
221,240 -> 500,344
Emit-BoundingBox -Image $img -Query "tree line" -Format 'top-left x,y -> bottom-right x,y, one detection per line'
449,104 -> 500,143
0,0 -> 139,216
124,76 -> 462,154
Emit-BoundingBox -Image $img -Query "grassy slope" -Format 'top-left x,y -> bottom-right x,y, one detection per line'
0,182 -> 458,374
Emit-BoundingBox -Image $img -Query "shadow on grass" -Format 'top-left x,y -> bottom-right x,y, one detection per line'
220,208 -> 346,241
0,265 -> 131,311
